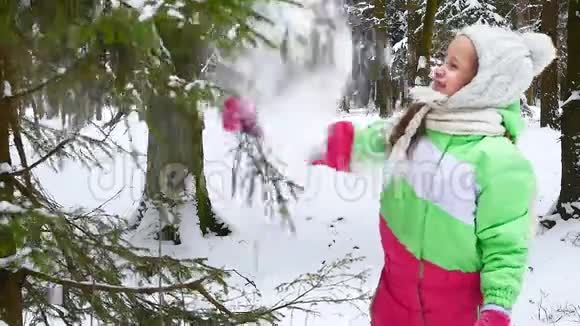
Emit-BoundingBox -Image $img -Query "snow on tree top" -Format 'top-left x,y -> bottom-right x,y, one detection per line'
465,0 -> 482,10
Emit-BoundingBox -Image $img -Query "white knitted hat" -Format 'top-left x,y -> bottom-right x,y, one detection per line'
446,23 -> 557,109
390,24 -> 557,161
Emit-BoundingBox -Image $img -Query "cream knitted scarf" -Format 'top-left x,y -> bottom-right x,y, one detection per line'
389,86 -> 506,161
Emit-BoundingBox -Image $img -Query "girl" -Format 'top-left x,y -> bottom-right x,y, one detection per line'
223,24 -> 556,326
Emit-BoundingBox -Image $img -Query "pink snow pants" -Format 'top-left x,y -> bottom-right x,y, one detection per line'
370,218 -> 483,326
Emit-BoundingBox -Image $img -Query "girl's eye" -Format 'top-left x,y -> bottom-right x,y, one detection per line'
444,60 -> 456,70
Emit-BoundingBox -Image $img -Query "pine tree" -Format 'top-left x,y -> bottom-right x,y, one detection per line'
0,1 -> 369,325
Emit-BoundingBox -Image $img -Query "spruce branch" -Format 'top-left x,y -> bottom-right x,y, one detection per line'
23,269 -> 208,295
8,137 -> 76,177
0,51 -> 90,105
229,133 -> 304,233
18,117 -> 115,172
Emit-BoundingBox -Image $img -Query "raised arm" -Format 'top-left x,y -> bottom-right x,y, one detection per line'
309,119 -> 393,172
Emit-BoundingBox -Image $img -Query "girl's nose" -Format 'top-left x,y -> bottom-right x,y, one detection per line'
433,66 -> 445,78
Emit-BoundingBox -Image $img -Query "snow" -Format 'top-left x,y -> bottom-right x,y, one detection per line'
214,0 -> 353,189
167,8 -> 184,20
30,110 -> 148,217
465,0 -> 482,10
2,80 -> 12,97
31,101 -> 580,325
0,201 -> 25,214
417,55 -> 427,70
517,124 -> 561,215
126,0 -> 163,22
561,202 -> 580,217
0,162 -> 12,174
0,248 -> 31,269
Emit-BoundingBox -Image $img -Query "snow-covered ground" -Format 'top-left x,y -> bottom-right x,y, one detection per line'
32,105 -> 580,325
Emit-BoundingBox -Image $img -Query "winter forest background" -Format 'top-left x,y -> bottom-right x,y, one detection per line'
0,0 -> 579,325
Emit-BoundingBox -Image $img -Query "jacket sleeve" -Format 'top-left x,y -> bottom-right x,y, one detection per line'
309,119 -> 394,172
351,119 -> 394,163
475,145 -> 536,311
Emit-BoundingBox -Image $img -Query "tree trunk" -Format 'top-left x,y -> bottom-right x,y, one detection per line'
0,101 -> 24,326
190,108 -> 229,236
144,97 -> 230,239
516,0 -> 530,29
0,270 -> 24,326
142,20 -> 230,239
373,0 -> 393,117
557,0 -> 580,220
540,0 -> 559,129
0,44 -> 24,326
415,0 -> 438,86
352,30 -> 373,108
558,0 -> 569,101
407,0 -> 421,90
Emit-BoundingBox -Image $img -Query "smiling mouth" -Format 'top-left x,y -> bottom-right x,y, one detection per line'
433,80 -> 445,90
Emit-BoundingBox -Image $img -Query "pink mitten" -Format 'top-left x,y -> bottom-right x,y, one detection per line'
222,96 -> 262,136
475,309 -> 510,326
309,121 -> 354,172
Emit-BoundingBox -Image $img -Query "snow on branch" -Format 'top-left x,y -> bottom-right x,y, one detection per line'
562,91 -> 580,109
0,248 -> 32,269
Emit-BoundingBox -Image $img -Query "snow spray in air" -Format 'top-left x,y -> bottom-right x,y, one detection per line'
213,0 -> 353,273
214,0 -> 353,186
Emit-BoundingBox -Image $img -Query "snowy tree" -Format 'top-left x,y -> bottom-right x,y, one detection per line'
0,1 -> 369,325
371,0 -> 395,117
342,0 -> 409,113
557,0 -> 580,220
343,0 -> 383,110
432,0 -> 507,59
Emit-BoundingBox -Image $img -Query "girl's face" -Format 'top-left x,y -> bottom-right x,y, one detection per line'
432,35 -> 478,96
